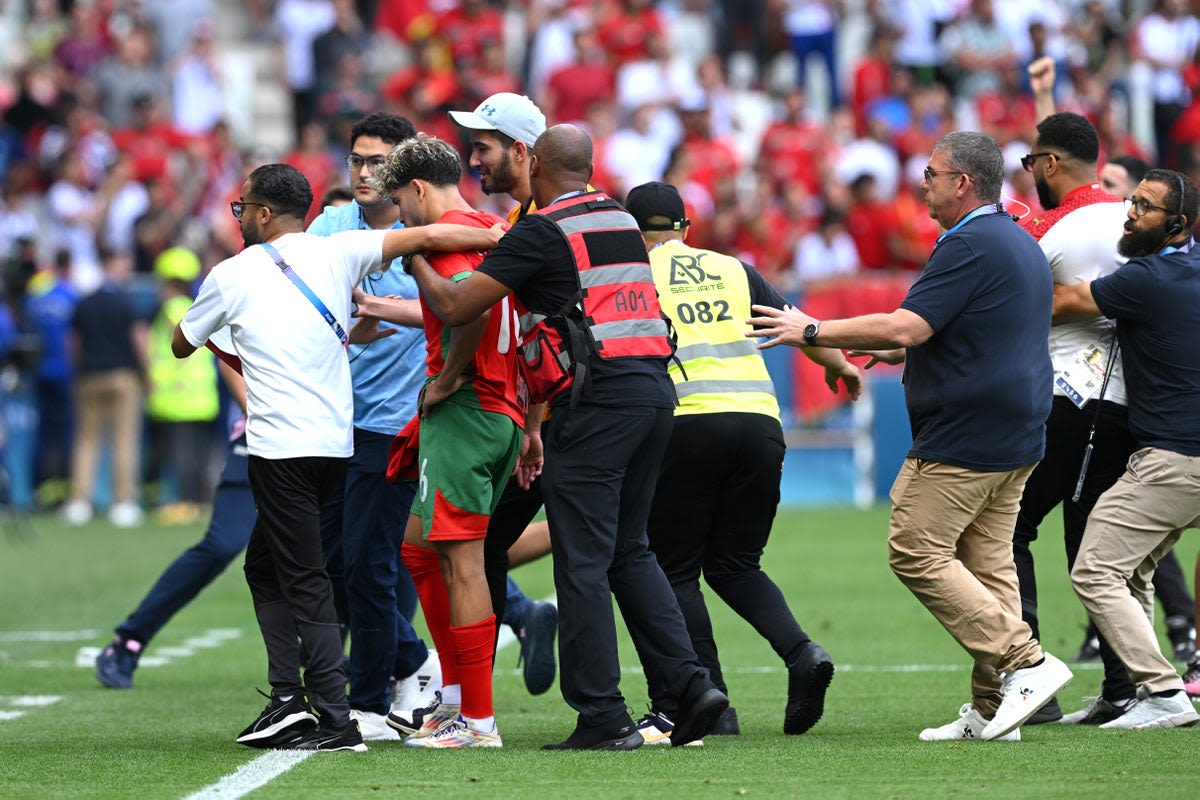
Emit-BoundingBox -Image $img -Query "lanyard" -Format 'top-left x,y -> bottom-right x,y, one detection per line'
936,204 -> 999,243
260,241 -> 349,349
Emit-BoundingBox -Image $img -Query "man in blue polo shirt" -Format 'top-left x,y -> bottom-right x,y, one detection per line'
750,130 -> 1072,742
307,112 -> 439,740
1056,167 -> 1200,731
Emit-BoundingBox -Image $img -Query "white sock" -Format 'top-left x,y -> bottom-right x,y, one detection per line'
465,715 -> 495,733
440,684 -> 462,705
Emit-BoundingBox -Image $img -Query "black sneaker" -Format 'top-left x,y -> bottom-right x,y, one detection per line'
236,690 -> 318,748
516,601 -> 558,696
542,719 -> 644,750
672,678 -> 729,746
95,637 -> 141,689
784,642 -> 835,735
710,705 -> 740,736
289,721 -> 368,752
1075,634 -> 1101,662
1025,695 -> 1063,724
1166,616 -> 1196,662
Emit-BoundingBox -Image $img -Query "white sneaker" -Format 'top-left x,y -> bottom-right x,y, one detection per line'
62,500 -> 93,526
919,703 -> 1020,741
108,502 -> 144,528
386,649 -> 442,734
982,653 -> 1072,741
404,701 -> 461,739
349,709 -> 401,741
1098,687 -> 1200,730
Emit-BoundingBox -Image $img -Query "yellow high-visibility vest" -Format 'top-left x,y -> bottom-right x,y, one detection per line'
649,240 -> 780,420
147,295 -> 218,422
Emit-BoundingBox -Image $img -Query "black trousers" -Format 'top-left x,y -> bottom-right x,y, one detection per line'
645,413 -> 809,714
542,403 -> 707,728
245,455 -> 349,728
483,474 -> 544,641
1014,396 -> 1137,699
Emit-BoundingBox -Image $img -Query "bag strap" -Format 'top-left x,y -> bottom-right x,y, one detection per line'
260,241 -> 348,348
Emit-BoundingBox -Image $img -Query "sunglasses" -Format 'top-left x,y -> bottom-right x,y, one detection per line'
230,201 -> 269,219
1020,152 -> 1056,172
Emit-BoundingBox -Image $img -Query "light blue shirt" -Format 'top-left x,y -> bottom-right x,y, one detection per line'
307,200 -> 424,434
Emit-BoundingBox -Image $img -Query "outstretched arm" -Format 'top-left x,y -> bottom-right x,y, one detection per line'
1053,281 -> 1102,323
747,305 -> 933,351
380,222 -> 504,264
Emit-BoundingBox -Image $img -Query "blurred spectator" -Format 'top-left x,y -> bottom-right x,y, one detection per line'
315,52 -> 377,122
677,92 -> 740,202
274,0 -> 337,138
717,0 -> 769,84
145,246 -> 217,525
460,37 -> 521,110
25,0 -> 68,65
543,25 -> 615,126
938,0 -> 1019,104
379,36 -> 459,121
142,0 -> 216,66
24,247 -> 78,502
94,23 -> 168,128
1099,153 -> 1149,198
171,21 -> 227,137
46,150 -> 121,293
892,155 -> 941,271
110,93 -> 196,185
0,163 -> 42,259
52,1 -> 111,82
4,60 -> 62,147
133,177 -> 190,276
604,101 -> 672,198
880,0 -> 954,86
434,0 -> 505,69
783,0 -> 841,109
312,0 -> 372,99
852,23 -> 899,137
100,154 -> 150,256
63,248 -> 147,528
319,184 -> 353,208
756,86 -> 828,198
1131,0 -> 1198,167
842,172 -> 905,272
284,119 -> 343,223
597,0 -> 666,69
792,207 -> 859,287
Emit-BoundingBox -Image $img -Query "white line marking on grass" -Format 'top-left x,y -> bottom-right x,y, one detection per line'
0,630 -> 99,642
73,629 -> 245,670
0,695 -> 61,725
182,750 -> 315,800
0,711 -> 24,721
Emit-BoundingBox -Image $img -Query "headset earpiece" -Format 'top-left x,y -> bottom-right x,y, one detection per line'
1168,173 -> 1187,237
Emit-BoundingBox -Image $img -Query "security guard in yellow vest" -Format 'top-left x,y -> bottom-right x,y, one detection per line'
147,247 -> 218,524
625,181 -> 862,741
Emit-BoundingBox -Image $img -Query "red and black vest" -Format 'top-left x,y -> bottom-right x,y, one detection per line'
515,191 -> 675,405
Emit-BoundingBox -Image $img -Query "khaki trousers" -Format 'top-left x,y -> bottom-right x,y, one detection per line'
888,458 -> 1042,716
1072,446 -> 1199,694
69,369 -> 143,506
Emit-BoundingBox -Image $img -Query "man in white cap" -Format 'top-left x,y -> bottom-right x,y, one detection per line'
448,92 -> 560,697
450,92 -> 548,223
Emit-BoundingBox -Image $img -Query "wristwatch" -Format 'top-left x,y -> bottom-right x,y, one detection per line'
803,321 -> 821,346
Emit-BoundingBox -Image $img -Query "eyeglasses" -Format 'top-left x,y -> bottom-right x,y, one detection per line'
1020,152 -> 1056,172
230,201 -> 269,219
1124,196 -> 1174,217
923,167 -> 963,182
347,154 -> 387,171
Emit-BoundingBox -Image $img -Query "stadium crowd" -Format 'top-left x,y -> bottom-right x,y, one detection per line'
0,0 -> 1192,749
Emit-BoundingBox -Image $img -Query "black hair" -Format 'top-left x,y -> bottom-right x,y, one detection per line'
245,163 -> 313,221
350,113 -> 417,148
1108,154 -> 1150,184
374,134 -> 463,191
1034,112 -> 1100,164
1144,168 -> 1198,231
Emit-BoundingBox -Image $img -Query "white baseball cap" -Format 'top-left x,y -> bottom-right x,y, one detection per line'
449,92 -> 546,148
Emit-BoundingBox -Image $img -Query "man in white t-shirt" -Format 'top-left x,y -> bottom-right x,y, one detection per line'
172,163 -> 500,752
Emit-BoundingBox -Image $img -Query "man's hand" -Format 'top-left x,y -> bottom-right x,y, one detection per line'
849,349 -> 905,369
514,430 -> 544,490
1028,56 -> 1055,96
746,304 -> 817,349
825,362 -> 864,400
348,315 -> 396,345
419,374 -> 466,418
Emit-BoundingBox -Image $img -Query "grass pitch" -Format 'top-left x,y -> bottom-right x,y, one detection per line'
1,507 -> 1196,799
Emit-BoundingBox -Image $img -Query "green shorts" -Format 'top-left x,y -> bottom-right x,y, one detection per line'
412,397 -> 521,542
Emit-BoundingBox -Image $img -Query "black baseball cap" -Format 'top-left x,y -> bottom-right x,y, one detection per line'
625,181 -> 691,232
